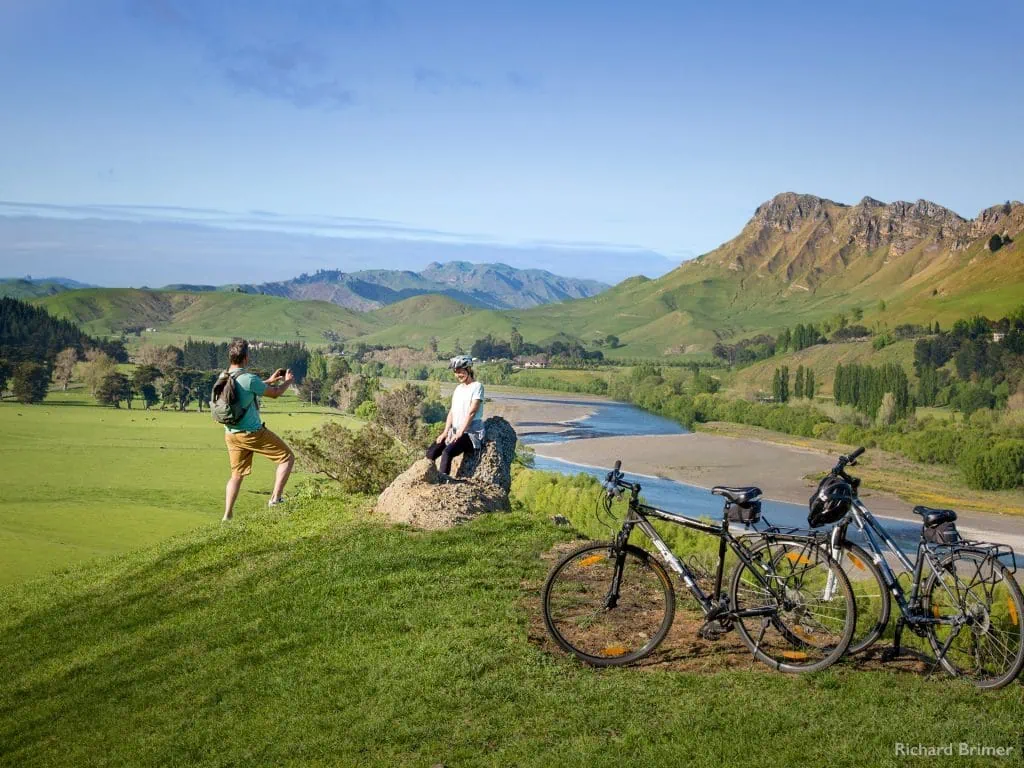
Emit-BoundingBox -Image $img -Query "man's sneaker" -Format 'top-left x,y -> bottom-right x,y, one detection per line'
268,496 -> 288,508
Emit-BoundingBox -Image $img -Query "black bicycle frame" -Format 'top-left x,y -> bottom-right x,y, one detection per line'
610,487 -> 801,621
837,499 -> 957,631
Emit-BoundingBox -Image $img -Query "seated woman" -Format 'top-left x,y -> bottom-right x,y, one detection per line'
426,355 -> 485,477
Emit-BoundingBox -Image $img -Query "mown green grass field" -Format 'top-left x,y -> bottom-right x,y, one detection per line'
2,488 -> 1022,767
0,388 -> 357,584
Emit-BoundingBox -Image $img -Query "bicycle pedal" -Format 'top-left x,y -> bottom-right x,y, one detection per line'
697,621 -> 731,640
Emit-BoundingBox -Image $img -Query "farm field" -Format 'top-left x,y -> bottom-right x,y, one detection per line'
0,388 -> 357,584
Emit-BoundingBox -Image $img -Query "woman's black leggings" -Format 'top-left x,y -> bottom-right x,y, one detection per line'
425,434 -> 474,476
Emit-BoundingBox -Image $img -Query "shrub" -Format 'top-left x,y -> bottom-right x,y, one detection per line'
375,384 -> 425,445
510,468 -> 718,556
292,422 -> 412,494
354,400 -> 378,421
959,439 -> 1024,490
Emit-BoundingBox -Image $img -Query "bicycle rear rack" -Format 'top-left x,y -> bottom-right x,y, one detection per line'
931,540 -> 1018,574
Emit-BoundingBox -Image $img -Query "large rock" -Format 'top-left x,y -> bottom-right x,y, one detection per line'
374,417 -> 518,530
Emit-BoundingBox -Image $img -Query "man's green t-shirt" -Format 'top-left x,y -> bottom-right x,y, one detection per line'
225,370 -> 266,433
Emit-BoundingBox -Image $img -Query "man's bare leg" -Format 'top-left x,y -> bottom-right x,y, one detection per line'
224,474 -> 244,521
270,455 -> 294,504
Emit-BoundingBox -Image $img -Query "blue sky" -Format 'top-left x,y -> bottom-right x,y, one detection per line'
1,0 -> 1022,285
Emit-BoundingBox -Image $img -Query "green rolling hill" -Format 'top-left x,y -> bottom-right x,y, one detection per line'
34,288 -> 380,344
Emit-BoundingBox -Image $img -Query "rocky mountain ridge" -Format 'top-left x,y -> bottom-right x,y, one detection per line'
704,192 -> 1022,288
170,261 -> 608,312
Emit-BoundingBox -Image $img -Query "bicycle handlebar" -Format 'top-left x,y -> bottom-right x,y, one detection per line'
829,447 -> 865,493
605,459 -> 639,497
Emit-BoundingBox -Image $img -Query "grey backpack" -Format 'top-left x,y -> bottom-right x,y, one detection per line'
210,370 -> 251,426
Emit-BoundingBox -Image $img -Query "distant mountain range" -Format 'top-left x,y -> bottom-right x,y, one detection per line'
164,261 -> 610,311
0,277 -> 95,299
16,192 -> 1024,360
354,193 -> 1024,357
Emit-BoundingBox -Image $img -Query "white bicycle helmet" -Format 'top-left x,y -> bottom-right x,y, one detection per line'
448,354 -> 474,371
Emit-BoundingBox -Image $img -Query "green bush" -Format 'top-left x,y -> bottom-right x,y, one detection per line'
958,439 -> 1024,490
291,422 -> 412,494
510,468 -> 718,556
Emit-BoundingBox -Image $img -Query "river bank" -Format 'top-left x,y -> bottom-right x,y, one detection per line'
532,429 -> 1024,553
440,386 -> 1024,551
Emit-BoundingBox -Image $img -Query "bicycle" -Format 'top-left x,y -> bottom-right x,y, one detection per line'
541,460 -> 857,673
800,447 -> 1024,689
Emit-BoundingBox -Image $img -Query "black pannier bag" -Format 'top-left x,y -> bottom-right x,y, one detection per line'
727,501 -> 762,525
923,521 -> 961,546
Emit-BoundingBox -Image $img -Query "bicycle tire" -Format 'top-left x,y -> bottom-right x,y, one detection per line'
923,550 -> 1024,689
542,542 -> 675,667
826,541 -> 891,655
730,538 -> 857,674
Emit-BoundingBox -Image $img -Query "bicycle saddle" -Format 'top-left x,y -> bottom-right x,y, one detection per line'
711,486 -> 762,506
912,505 -> 957,527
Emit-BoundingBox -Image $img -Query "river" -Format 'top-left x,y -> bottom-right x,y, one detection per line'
505,394 -> 941,555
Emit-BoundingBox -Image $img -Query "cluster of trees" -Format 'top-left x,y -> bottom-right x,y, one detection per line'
0,298 -> 130,404
913,310 -> 1024,413
0,361 -> 50,404
712,335 -> 776,365
776,323 -> 826,353
0,297 -> 126,365
469,331 -> 604,364
770,365 -> 815,403
833,362 -> 913,423
604,363 -> 1021,491
181,339 -> 310,380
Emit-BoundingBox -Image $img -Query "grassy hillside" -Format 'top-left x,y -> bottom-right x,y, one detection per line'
34,288 -> 380,344
0,278 -> 73,300
0,388 -> 358,584
3,492 -> 1022,767
367,293 -> 480,326
723,339 -> 918,399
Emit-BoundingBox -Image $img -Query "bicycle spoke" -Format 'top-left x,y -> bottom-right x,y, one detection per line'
543,544 -> 675,666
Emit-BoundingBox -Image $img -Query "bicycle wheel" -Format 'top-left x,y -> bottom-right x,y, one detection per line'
923,550 -> 1024,689
542,542 -> 675,667
828,541 -> 890,654
730,538 -> 856,673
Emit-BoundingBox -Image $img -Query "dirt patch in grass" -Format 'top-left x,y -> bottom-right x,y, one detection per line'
524,541 -> 933,678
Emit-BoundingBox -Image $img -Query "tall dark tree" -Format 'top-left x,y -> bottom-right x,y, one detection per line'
510,327 -> 524,356
805,368 -> 815,400
11,362 -> 49,404
794,365 -> 805,399
96,372 -> 132,408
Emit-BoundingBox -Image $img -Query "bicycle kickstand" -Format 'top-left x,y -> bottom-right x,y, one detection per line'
882,618 -> 905,662
747,618 -> 771,668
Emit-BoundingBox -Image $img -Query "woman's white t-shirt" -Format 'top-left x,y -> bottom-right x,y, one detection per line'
449,380 -> 485,448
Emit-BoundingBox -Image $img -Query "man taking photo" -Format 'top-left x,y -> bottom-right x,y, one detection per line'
222,338 -> 295,521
